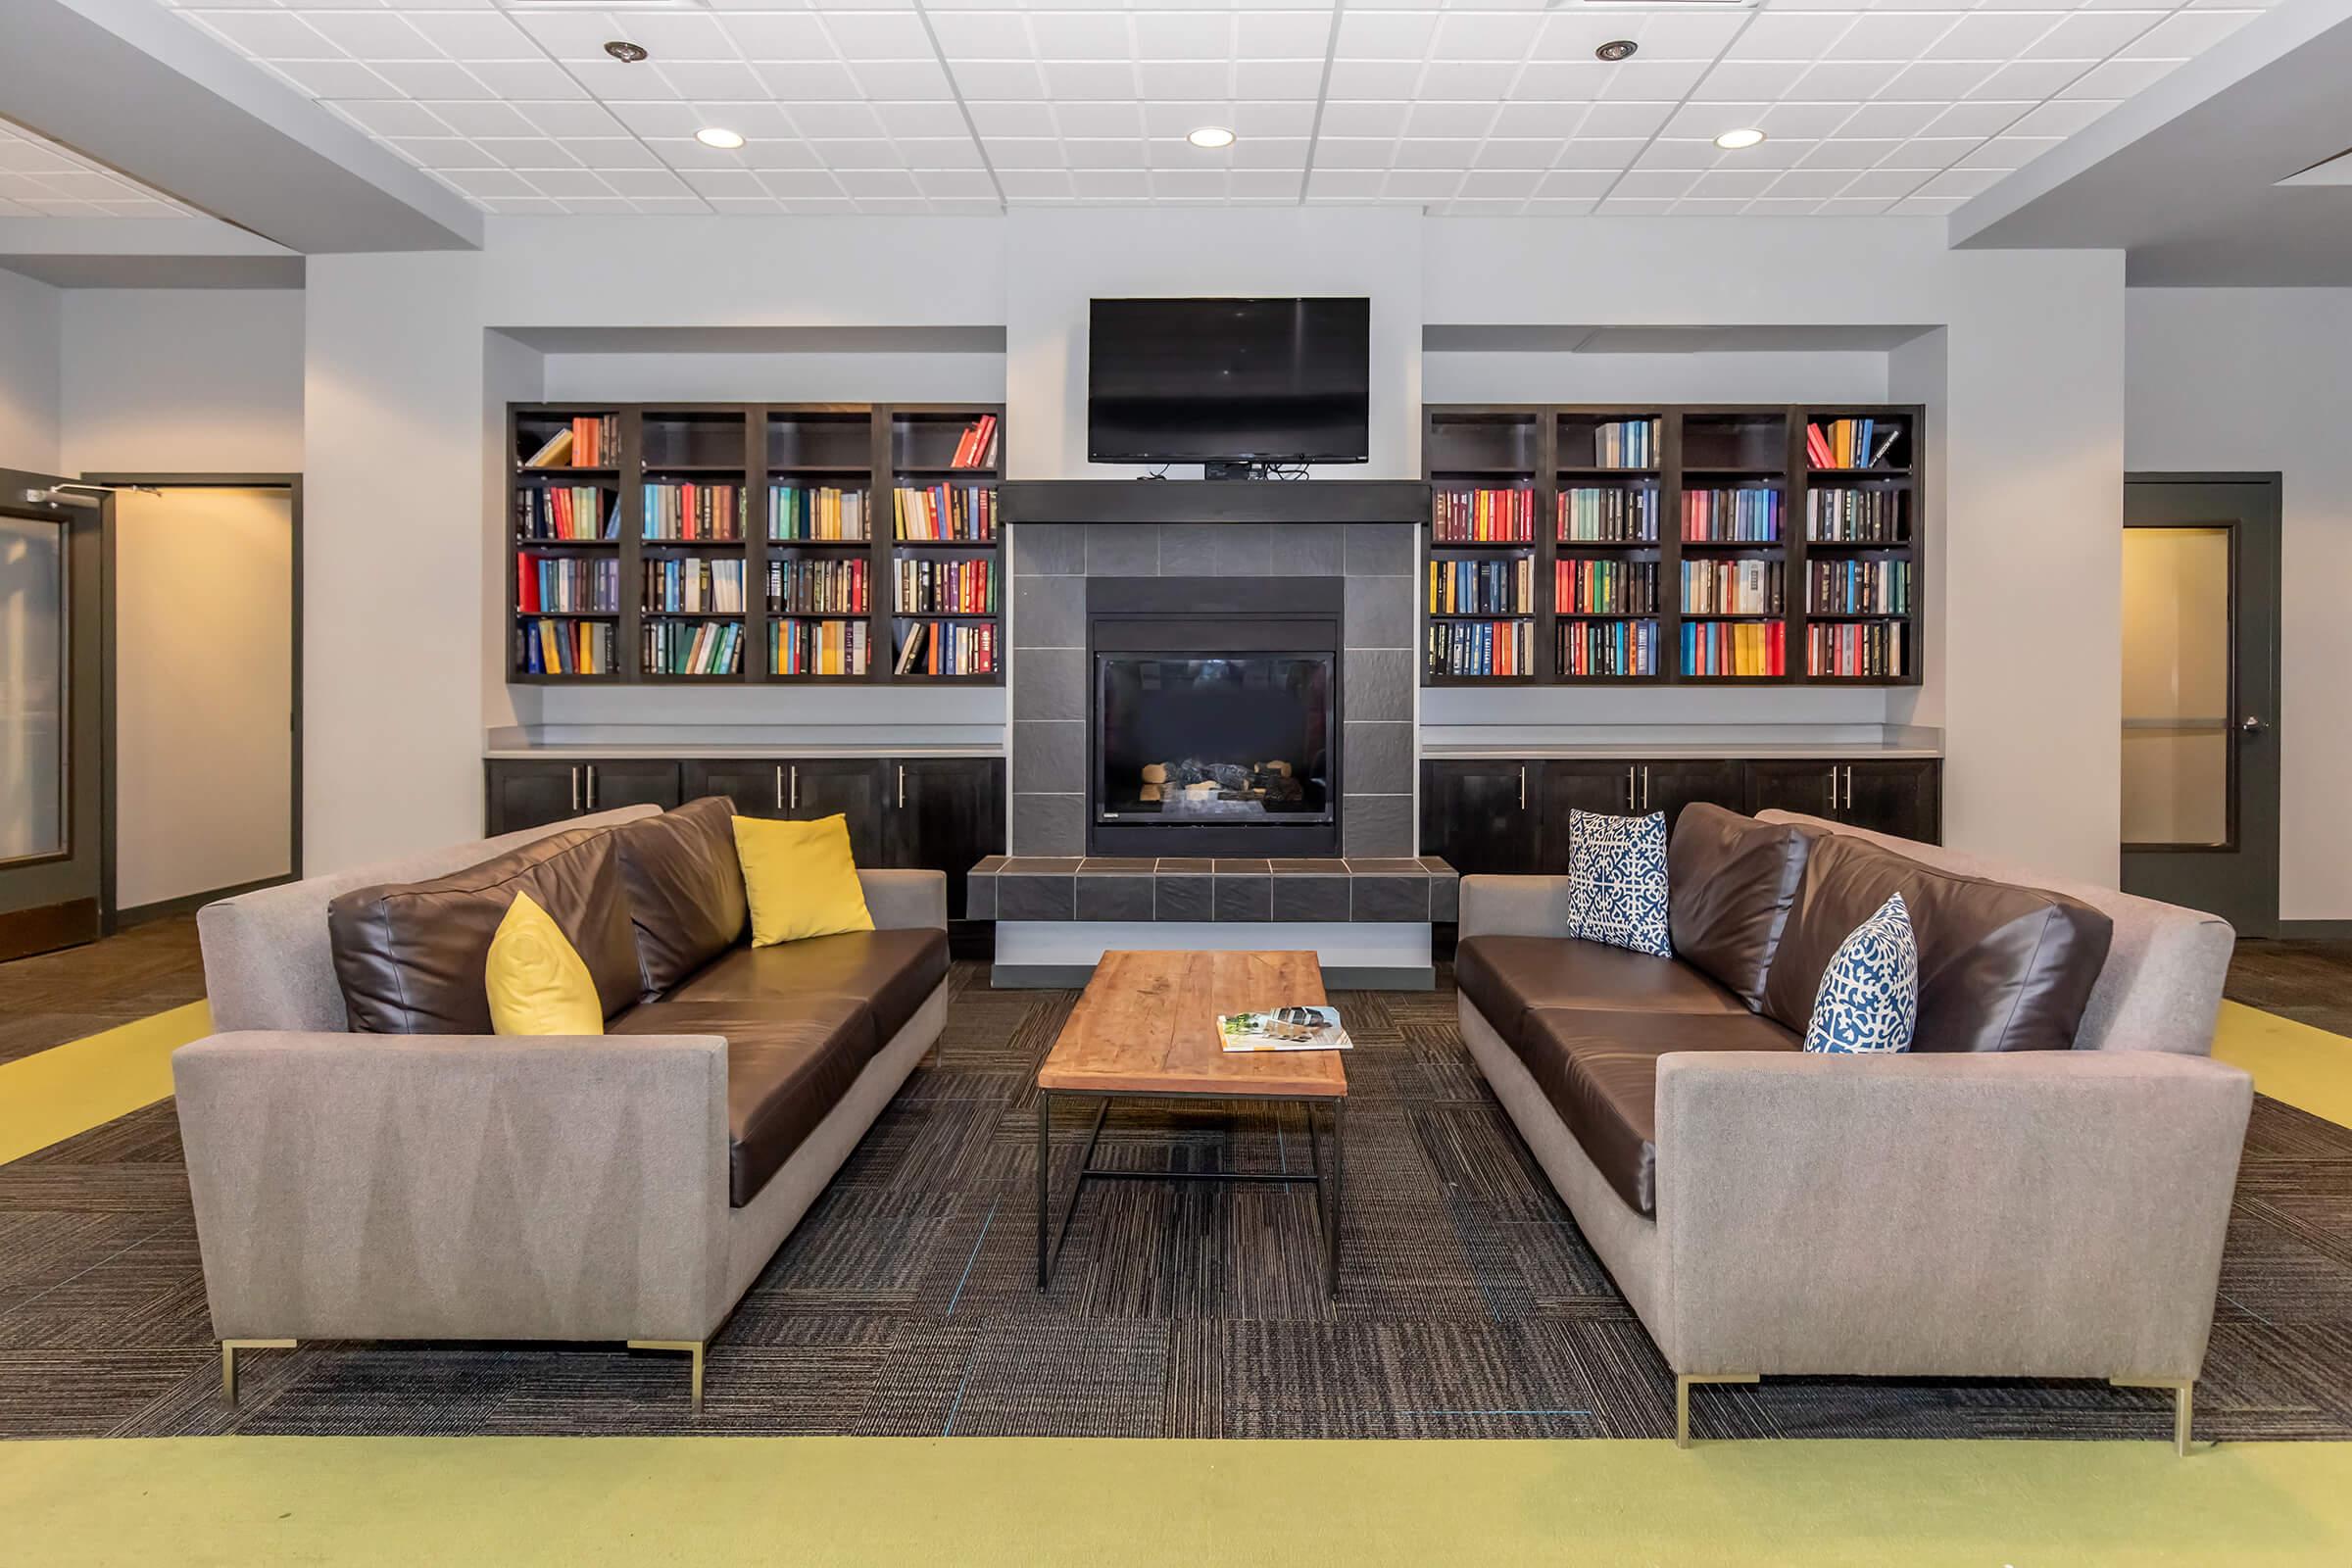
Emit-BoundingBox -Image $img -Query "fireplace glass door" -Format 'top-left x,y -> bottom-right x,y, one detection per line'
1096,654 -> 1333,827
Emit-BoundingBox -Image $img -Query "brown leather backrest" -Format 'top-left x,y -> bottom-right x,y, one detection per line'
1760,832 -> 2115,1052
611,796 -> 749,999
1667,804 -> 1817,1010
326,826 -> 640,1034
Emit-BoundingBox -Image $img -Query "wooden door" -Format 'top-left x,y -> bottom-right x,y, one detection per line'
889,757 -> 1005,916
1744,760 -> 1840,822
1538,761 -> 1646,872
1841,761 -> 1940,844
583,760 -> 681,814
1419,760 -> 1541,877
486,760 -> 585,835
682,759 -> 788,818
1635,759 -> 1746,833
788,759 -> 888,866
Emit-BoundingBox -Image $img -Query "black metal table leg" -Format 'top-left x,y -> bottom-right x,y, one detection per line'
1035,1089 -> 1050,1289
1328,1099 -> 1346,1297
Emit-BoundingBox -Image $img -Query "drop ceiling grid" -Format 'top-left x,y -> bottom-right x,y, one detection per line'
143,1 -> 2276,219
0,120 -> 195,219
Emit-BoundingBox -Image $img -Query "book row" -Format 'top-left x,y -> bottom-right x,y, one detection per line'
1682,560 -> 1786,617
522,415 -> 617,469
1429,555 -> 1534,616
515,554 -> 618,614
894,558 -> 998,615
1433,487 -> 1535,543
1684,620 -> 1786,678
516,616 -> 615,677
772,485 -> 869,542
894,483 -> 999,542
1556,558 -> 1658,615
1806,487 -> 1907,543
1558,485 -> 1659,543
895,619 -> 997,676
646,619 -> 744,677
644,558 -> 746,615
775,618 -> 870,677
1427,619 -> 1534,679
1588,418 -> 1658,469
1809,559 -> 1913,616
644,482 -> 746,542
1809,621 -> 1908,679
514,486 -> 616,543
1808,417 -> 1902,471
768,557 -> 869,616
1559,617 -> 1660,678
946,414 -> 1000,469
1683,487 -> 1785,543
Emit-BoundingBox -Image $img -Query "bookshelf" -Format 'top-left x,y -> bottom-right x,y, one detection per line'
508,401 -> 1004,686
1421,403 -> 1921,688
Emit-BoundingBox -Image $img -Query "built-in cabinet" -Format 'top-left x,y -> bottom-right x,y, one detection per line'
483,755 -> 1005,920
1420,756 -> 1940,879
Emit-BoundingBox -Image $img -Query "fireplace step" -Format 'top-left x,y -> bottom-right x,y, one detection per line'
967,856 -> 1458,924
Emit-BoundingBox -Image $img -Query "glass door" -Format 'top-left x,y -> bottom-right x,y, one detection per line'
2121,477 -> 2280,934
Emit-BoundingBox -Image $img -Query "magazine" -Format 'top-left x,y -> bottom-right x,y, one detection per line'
1217,1005 -> 1352,1054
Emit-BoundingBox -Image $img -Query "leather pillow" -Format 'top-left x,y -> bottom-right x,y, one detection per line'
327,826 -> 640,1034
1667,804 -> 1816,1010
1761,832 -> 2114,1053
611,796 -> 750,999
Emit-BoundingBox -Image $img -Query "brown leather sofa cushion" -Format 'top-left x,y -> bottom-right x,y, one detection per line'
1761,832 -> 2115,1053
612,998 -> 879,1206
327,827 -> 640,1034
612,797 -> 750,999
668,926 -> 949,1045
1456,933 -> 1743,1050
1518,1005 -> 1801,1215
1667,804 -> 1816,1010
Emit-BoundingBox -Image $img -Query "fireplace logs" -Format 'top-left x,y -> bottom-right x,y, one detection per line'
1138,758 -> 1307,811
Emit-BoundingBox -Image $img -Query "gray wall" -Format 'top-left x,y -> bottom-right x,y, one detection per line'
1008,521 -> 1417,858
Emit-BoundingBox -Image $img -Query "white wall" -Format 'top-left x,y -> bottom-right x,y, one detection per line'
0,269 -> 61,473
2126,288 -> 2352,921
58,289 -> 303,474
1422,349 -> 1889,407
541,351 -> 1004,406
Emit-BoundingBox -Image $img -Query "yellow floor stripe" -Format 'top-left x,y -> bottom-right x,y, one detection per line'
2213,1000 -> 2352,1128
4,1435 -> 2351,1566
0,1000 -> 210,1164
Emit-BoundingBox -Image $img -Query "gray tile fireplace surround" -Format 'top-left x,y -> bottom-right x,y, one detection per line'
1008,520 -> 1417,858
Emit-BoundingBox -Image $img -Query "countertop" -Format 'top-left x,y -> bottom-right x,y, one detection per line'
485,743 -> 1006,760
1420,742 -> 1943,760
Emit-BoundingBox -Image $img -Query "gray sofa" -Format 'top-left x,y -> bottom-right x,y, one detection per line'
176,805 -> 949,1408
1456,808 -> 2253,1451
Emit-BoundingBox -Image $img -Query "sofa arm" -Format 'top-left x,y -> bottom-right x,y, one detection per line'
860,868 -> 948,931
1653,1050 -> 2252,1382
1458,875 -> 1573,939
172,1030 -> 731,1344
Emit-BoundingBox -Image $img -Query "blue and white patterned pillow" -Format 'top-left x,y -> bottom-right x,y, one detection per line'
1803,892 -> 1918,1054
1564,808 -> 1672,958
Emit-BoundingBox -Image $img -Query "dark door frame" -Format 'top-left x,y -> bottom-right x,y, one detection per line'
82,473 -> 304,928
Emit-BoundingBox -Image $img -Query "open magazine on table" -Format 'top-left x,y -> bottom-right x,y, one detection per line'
1217,1005 -> 1352,1054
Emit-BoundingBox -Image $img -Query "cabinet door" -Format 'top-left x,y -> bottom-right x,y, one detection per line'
682,760 -> 788,819
486,760 -> 584,836
1634,760 -> 1746,835
1419,760 -> 1541,878
888,758 -> 1006,917
1744,760 -> 1840,822
1842,760 -> 1941,845
584,760 -> 681,814
1539,761 -> 1645,872
787,760 -> 888,866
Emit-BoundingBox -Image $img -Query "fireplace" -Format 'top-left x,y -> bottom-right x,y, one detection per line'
1088,577 -> 1342,858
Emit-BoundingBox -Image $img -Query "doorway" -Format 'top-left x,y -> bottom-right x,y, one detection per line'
87,475 -> 302,924
2120,474 -> 2280,935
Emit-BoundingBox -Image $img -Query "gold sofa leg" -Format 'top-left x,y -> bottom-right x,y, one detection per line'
2112,1378 -> 2195,1456
628,1340 -> 706,1412
220,1339 -> 296,1405
1675,1373 -> 1759,1448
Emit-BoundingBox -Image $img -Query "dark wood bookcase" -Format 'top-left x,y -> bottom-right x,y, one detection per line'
507,401 -> 1004,687
1421,403 -> 1923,689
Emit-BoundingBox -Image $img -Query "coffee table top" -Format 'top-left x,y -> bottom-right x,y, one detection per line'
1038,950 -> 1348,1100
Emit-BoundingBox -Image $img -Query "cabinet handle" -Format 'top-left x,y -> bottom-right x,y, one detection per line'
898,764 -> 906,809
570,765 -> 580,813
774,765 -> 784,812
789,765 -> 799,811
1843,765 -> 1854,813
586,764 -> 597,811
1826,766 -> 1839,816
1642,765 -> 1651,812
1626,765 -> 1637,812
1517,765 -> 1526,810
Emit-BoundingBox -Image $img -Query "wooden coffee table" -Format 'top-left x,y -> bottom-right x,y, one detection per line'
1036,949 -> 1348,1296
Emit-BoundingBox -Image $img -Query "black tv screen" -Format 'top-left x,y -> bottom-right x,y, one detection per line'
1088,297 -> 1370,466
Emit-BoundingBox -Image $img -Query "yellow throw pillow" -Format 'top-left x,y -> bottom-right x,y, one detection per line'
734,812 -> 874,947
485,891 -> 605,1036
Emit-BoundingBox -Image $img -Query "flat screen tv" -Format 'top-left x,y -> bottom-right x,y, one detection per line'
1088,297 -> 1370,466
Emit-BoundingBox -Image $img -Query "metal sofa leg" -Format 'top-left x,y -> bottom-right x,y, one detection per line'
2111,1377 -> 2195,1456
629,1339 -> 707,1412
220,1339 -> 295,1405
1675,1373 -> 1759,1448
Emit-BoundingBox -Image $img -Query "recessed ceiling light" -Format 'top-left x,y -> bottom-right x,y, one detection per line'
1595,40 -> 1639,63
695,127 -> 745,150
1714,127 -> 1767,151
603,40 -> 648,64
1187,126 -> 1236,150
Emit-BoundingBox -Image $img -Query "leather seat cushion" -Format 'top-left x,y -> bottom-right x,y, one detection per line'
1455,933 -> 1744,1050
612,998 -> 880,1207
327,825 -> 640,1035
1667,804 -> 1818,1010
1518,1005 -> 1801,1216
611,797 -> 750,1000
667,926 -> 949,1045
1761,833 -> 2116,1053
